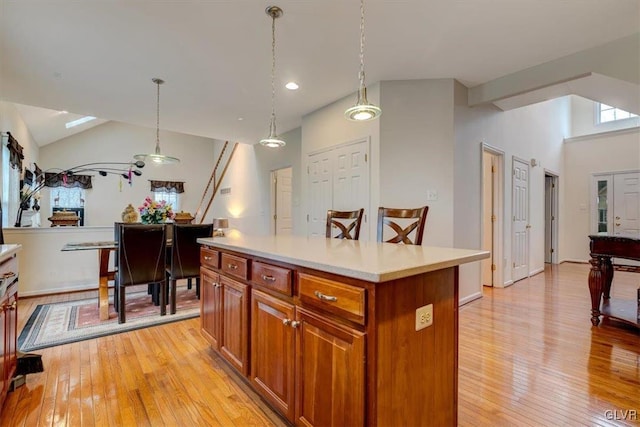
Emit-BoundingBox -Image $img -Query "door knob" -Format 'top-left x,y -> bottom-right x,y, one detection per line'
615,223 -> 621,227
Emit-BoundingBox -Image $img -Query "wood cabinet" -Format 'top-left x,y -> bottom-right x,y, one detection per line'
295,306 -> 365,427
200,264 -> 249,376
200,267 -> 221,348
199,237 -> 467,426
251,289 -> 295,421
0,252 -> 19,411
219,275 -> 249,375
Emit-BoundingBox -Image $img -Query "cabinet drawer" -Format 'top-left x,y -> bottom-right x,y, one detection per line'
200,247 -> 220,270
252,261 -> 292,296
298,273 -> 365,325
221,253 -> 249,280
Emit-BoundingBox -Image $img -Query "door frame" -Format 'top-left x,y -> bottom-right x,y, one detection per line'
480,143 -> 505,288
270,166 -> 293,235
544,170 -> 559,264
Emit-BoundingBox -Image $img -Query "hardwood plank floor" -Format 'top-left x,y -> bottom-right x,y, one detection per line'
2,262 -> 639,426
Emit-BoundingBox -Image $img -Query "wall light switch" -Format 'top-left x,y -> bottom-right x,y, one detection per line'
415,304 -> 433,331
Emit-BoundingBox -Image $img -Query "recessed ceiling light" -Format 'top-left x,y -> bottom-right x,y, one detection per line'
285,82 -> 299,90
60,110 -> 68,114
238,117 -> 244,121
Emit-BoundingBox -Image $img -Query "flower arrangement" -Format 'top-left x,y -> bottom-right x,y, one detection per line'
138,197 -> 175,224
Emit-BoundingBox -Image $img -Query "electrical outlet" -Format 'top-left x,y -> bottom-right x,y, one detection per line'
415,304 -> 433,331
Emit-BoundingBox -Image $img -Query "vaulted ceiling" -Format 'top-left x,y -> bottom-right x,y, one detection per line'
1,0 -> 638,146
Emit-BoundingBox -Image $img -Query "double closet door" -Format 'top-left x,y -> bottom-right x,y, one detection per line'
307,140 -> 370,240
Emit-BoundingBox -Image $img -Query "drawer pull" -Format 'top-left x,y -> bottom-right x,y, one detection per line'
227,264 -> 238,270
261,274 -> 276,282
2,272 -> 16,280
3,301 -> 16,311
290,321 -> 301,328
204,256 -> 212,261
282,318 -> 292,326
314,291 -> 338,302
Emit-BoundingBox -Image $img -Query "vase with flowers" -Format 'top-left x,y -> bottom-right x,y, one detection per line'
138,197 -> 175,224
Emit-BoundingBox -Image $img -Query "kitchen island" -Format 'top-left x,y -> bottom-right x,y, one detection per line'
198,234 -> 488,426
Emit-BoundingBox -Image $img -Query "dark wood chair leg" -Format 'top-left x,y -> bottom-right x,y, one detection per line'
118,286 -> 126,324
170,279 -> 177,315
187,278 -> 192,290
160,281 -> 167,316
196,277 -> 201,299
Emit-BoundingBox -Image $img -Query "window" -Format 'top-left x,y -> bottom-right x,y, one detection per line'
51,187 -> 85,209
153,190 -> 180,211
149,180 -> 184,212
597,103 -> 637,124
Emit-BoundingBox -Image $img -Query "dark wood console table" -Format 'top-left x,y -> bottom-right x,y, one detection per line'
588,234 -> 640,328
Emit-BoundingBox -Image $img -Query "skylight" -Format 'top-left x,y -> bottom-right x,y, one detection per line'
65,116 -> 96,129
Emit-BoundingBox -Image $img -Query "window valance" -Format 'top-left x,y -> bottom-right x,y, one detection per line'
44,172 -> 93,189
149,180 -> 184,194
6,132 -> 24,170
34,163 -> 44,184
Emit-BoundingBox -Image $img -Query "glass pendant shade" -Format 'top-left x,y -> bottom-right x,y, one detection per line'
259,117 -> 286,148
133,78 -> 180,164
345,0 -> 381,122
345,85 -> 381,121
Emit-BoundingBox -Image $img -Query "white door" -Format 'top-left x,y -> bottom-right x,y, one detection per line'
332,141 -> 370,241
274,167 -> 293,235
307,152 -> 332,237
512,158 -> 529,282
613,172 -> 640,236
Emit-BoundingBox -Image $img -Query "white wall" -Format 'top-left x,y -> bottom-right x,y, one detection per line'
302,84 -> 381,239
38,120 -> 218,226
562,128 -> 640,261
454,83 -> 569,289
207,127 -> 302,235
570,95 -> 640,137
380,79 -> 455,247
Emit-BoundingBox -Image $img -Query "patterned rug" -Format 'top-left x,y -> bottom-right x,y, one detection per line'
18,285 -> 200,352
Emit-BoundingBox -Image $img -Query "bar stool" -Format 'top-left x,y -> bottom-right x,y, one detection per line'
326,208 -> 364,240
377,206 -> 429,245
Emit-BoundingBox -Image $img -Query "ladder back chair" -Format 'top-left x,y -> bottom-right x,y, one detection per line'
377,206 -> 429,245
116,224 -> 167,324
166,223 -> 214,314
326,208 -> 365,240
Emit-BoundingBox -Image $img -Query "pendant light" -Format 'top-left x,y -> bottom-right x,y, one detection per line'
344,0 -> 381,121
134,78 -> 180,164
259,6 -> 286,148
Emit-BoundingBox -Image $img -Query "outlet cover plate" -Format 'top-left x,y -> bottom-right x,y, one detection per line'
415,304 -> 433,331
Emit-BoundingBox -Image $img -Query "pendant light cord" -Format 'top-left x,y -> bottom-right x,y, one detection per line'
358,0 -> 366,91
270,12 -> 277,136
156,80 -> 161,151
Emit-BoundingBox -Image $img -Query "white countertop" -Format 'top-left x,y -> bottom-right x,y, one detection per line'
198,234 -> 489,283
0,244 -> 22,262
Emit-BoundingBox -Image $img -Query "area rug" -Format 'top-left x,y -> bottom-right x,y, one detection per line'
18,285 -> 200,352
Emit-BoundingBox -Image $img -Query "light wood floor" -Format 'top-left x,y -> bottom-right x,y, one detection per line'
2,263 -> 639,426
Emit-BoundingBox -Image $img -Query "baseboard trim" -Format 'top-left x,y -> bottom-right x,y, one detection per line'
20,283 -> 100,298
529,267 -> 545,276
459,292 -> 482,306
560,259 -> 588,264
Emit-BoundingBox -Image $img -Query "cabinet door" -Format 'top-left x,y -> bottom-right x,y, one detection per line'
200,268 -> 221,349
296,307 -> 365,427
0,305 -> 6,404
220,276 -> 249,375
251,289 -> 295,422
5,292 -> 17,383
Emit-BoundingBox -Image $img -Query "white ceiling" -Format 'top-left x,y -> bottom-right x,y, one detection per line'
1,0 -> 638,146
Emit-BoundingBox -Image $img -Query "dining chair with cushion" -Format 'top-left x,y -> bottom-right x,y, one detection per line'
166,223 -> 213,314
115,224 -> 167,324
326,208 -> 365,240
377,206 -> 429,245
